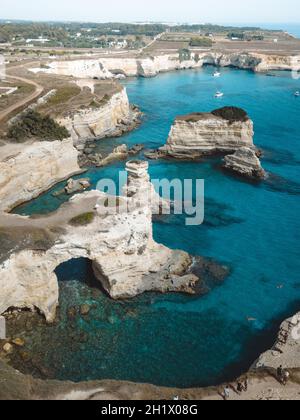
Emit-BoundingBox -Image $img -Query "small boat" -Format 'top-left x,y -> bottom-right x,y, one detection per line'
213,71 -> 221,77
294,91 -> 300,97
215,91 -> 224,98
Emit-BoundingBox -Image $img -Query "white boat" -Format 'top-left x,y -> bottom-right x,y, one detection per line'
213,71 -> 221,77
215,91 -> 224,98
294,91 -> 300,97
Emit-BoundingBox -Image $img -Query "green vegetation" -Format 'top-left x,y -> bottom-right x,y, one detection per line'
227,32 -> 245,40
69,212 -> 95,226
7,110 -> 69,142
171,24 -> 262,33
0,21 -> 165,48
227,32 -> 264,41
189,37 -> 213,47
178,48 -> 191,62
0,21 -> 272,49
212,107 -> 249,123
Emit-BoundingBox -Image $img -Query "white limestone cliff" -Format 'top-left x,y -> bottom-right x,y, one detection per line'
56,89 -> 131,143
32,52 -> 300,80
0,139 -> 81,212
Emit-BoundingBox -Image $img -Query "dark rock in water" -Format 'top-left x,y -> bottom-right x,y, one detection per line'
190,256 -> 230,294
264,173 -> 300,196
223,147 -> 265,180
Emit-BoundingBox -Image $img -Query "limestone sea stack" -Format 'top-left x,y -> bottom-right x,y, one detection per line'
223,147 -> 266,179
160,107 -> 254,159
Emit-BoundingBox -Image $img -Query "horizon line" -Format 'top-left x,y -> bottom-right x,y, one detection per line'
0,17 -> 298,26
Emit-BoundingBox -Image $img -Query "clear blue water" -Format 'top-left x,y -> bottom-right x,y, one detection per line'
14,67 -> 300,387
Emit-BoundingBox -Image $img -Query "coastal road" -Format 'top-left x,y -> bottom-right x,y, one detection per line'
0,66 -> 44,123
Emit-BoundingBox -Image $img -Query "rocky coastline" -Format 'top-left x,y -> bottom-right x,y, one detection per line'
34,52 -> 300,80
0,161 -> 203,323
0,310 -> 299,400
0,52 -> 297,400
146,106 -> 265,180
222,147 -> 265,180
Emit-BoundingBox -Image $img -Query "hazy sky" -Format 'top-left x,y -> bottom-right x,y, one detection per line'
1,0 -> 300,24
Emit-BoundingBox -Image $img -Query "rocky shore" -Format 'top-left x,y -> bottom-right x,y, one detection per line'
0,84 -> 142,210
35,52 -> 300,80
0,161 -> 202,322
223,147 -> 266,180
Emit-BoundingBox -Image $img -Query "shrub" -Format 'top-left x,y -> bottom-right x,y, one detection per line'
46,85 -> 80,106
212,107 -> 249,123
69,212 -> 95,226
7,110 -> 69,142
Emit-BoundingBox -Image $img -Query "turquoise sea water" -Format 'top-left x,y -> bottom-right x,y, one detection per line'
15,67 -> 300,387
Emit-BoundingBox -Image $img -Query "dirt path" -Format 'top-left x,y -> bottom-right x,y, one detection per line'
0,66 -> 44,123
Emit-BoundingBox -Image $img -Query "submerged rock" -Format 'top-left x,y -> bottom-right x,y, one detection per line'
80,304 -> 91,316
3,343 -> 13,354
223,147 -> 265,179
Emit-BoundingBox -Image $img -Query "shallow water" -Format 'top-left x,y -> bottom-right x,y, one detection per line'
14,66 -> 300,387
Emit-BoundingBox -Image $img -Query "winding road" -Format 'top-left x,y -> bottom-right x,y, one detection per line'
0,65 -> 44,123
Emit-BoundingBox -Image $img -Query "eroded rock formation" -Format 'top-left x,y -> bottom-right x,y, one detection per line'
223,147 -> 266,179
0,161 -> 198,322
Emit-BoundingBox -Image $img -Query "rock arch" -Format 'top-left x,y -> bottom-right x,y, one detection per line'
0,161 -> 198,322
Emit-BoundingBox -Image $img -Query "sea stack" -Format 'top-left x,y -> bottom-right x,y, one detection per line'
160,107 -> 254,159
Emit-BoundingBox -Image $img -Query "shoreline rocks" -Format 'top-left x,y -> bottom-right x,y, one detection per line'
78,143 -> 144,168
64,178 -> 91,195
1,310 -> 300,400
